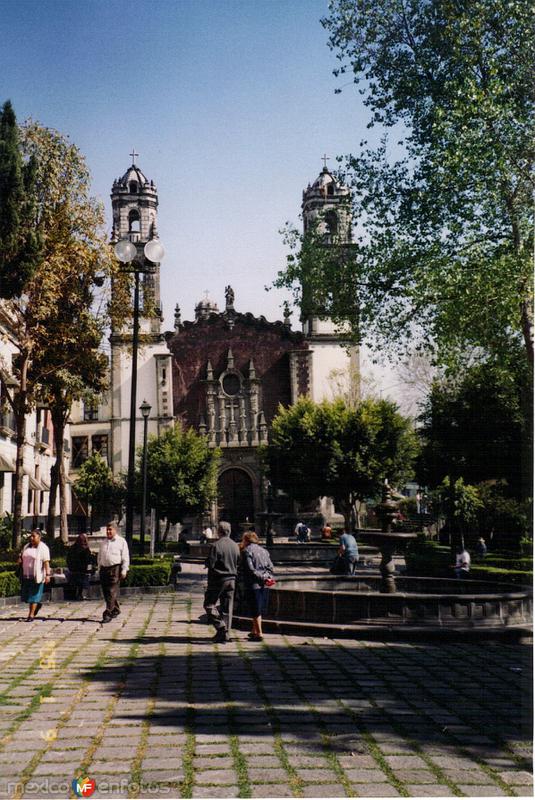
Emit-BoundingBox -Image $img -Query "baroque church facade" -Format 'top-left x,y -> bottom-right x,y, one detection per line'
69,160 -> 359,535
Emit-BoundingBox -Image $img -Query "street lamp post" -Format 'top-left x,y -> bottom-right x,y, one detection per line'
264,480 -> 275,548
114,238 -> 164,547
139,399 -> 151,556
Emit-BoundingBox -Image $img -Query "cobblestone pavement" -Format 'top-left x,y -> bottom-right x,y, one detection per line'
0,565 -> 531,800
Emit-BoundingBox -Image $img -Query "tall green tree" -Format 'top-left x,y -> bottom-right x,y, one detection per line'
0,117 -> 122,548
417,360 -> 529,496
141,424 -> 220,541
277,1 -> 534,370
74,453 -> 124,533
265,397 -> 418,530
0,100 -> 41,297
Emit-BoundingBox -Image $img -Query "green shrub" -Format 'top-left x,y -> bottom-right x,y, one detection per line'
0,570 -> 20,597
405,538 -> 451,577
123,564 -> 171,587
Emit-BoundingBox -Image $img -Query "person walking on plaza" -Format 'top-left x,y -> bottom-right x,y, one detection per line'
203,520 -> 239,643
339,529 -> 359,574
67,533 -> 95,600
240,531 -> 275,642
98,522 -> 130,623
19,529 -> 51,621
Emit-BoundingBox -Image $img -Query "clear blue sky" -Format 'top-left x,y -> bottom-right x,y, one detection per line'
2,0 -> 380,333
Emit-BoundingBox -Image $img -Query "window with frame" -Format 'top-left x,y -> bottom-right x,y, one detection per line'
92,434 -> 109,464
83,401 -> 99,421
72,436 -> 89,468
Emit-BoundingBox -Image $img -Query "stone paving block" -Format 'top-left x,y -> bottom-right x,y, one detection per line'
498,770 -> 534,785
345,768 -> 389,783
406,784 -> 456,796
247,768 -> 290,783
250,785 -> 293,797
302,784 -> 346,797
194,743 -> 231,756
92,746 -> 136,761
194,769 -> 238,785
192,757 -> 235,770
238,742 -> 277,755
456,785 -> 508,796
338,755 -> 378,770
294,768 -> 341,782
351,783 -> 401,796
394,768 -> 441,783
441,767 -> 492,783
141,769 -> 184,783
141,757 -> 183,770
383,754 -> 430,769
90,761 -> 131,774
430,755 -> 481,770
192,787 -> 239,798
247,753 -> 282,769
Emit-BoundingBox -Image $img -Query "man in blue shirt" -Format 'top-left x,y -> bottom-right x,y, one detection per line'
339,531 -> 359,574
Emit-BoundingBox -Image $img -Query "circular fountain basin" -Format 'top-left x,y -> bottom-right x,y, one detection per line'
235,574 -> 532,639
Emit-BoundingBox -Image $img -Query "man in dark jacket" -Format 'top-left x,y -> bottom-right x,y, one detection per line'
203,521 -> 240,643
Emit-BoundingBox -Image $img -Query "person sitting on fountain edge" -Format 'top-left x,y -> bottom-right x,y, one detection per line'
339,529 -> 359,575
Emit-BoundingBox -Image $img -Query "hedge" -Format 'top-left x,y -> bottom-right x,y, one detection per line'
0,562 -> 17,573
470,565 -> 533,586
0,570 -> 20,597
123,563 -> 171,587
405,540 -> 533,584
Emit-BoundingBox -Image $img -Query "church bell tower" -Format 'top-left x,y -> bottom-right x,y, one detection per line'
108,154 -> 173,480
110,152 -> 162,333
301,160 -> 359,404
301,160 -> 352,337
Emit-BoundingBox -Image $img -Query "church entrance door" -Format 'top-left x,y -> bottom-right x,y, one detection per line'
218,468 -> 255,539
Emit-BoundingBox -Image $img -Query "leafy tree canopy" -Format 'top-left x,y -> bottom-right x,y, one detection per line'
265,397 -> 418,528
416,359 -> 530,495
141,424 -> 220,525
277,0 -> 534,370
74,453 -> 124,523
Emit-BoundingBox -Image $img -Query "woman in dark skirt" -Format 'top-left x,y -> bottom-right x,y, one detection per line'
239,531 -> 275,642
67,533 -> 94,600
19,529 -> 51,621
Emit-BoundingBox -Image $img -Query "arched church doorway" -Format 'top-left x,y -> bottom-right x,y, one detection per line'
218,468 -> 255,538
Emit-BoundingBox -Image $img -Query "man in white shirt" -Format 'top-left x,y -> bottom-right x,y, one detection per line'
98,522 -> 130,623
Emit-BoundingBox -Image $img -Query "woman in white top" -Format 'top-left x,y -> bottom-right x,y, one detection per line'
19,529 -> 51,621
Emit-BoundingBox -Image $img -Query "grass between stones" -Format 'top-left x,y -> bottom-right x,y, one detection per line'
129,595 -> 176,798
325,640 -> 459,797
260,638 -> 356,798
72,597 -> 158,795
0,605 -> 83,712
213,645 -> 251,797
236,640 -> 304,797
355,639 -> 522,796
7,600 -> 145,799
180,599 -> 197,799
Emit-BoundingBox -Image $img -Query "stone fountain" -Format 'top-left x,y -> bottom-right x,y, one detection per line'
358,480 -> 417,593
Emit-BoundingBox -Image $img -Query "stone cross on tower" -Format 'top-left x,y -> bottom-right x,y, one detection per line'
321,153 -> 330,169
130,148 -> 139,165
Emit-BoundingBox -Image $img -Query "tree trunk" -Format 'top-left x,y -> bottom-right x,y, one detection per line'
12,409 -> 26,550
59,452 -> 68,544
161,518 -> 171,543
46,461 -> 59,539
11,354 -> 30,550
